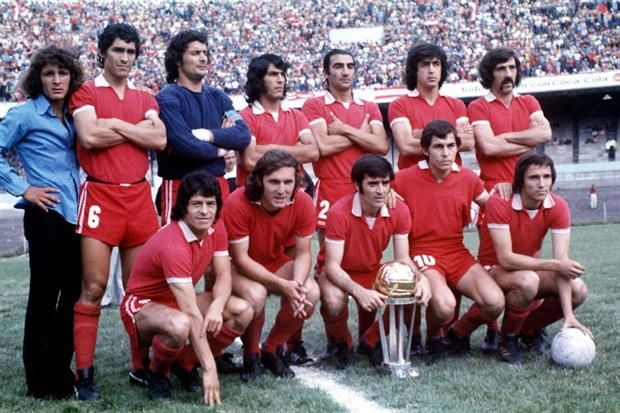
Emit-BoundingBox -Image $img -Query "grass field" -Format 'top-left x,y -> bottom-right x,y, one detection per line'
0,224 -> 619,412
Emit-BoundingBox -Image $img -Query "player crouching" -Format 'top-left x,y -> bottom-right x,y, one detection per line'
120,172 -> 252,404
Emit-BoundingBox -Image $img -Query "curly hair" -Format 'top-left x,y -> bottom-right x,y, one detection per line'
97,23 -> 141,68
404,43 -> 448,90
420,119 -> 461,151
513,153 -> 556,194
19,45 -> 84,100
244,54 -> 290,104
171,171 -> 222,222
244,150 -> 303,203
164,30 -> 208,84
478,47 -> 522,90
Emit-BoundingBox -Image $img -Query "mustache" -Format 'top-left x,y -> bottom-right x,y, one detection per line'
501,77 -> 514,86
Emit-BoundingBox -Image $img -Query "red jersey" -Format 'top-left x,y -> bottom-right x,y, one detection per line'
468,93 -> 543,190
69,75 -> 159,184
126,219 -> 228,302
221,187 -> 316,268
478,192 -> 570,266
238,102 -> 311,186
315,193 -> 411,278
388,90 -> 468,170
393,161 -> 485,256
302,92 -> 383,183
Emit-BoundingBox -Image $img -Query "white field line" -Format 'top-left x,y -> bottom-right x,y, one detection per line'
291,366 -> 398,413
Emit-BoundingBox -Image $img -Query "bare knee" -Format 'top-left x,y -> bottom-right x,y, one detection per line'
507,272 -> 539,305
481,290 -> 505,318
79,277 -> 107,305
162,313 -> 190,347
227,298 -> 254,331
320,291 -> 348,317
572,279 -> 588,307
430,293 -> 457,324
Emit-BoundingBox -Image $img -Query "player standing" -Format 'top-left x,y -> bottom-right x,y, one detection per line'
0,46 -> 83,399
157,30 -> 251,225
478,153 -> 589,363
69,23 -> 166,400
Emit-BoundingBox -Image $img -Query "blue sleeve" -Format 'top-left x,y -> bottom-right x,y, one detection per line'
157,91 -> 222,160
0,106 -> 30,196
209,89 -> 251,151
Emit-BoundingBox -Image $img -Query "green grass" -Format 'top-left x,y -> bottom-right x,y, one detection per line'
0,224 -> 618,412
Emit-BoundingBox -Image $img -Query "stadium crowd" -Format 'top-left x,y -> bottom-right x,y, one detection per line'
0,0 -> 619,101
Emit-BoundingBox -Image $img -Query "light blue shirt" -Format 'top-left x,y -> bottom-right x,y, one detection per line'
0,94 -> 80,224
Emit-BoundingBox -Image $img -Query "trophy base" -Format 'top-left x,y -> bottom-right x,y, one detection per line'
377,362 -> 420,379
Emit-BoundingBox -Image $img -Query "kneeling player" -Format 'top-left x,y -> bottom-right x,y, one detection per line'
317,154 -> 431,368
222,150 -> 319,380
393,120 -> 506,360
121,172 -> 252,404
478,153 -> 590,364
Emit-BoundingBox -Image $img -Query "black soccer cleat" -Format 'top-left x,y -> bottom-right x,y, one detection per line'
129,369 -> 150,387
74,366 -> 101,401
240,353 -> 264,382
261,347 -> 295,378
357,340 -> 383,368
335,342 -> 356,369
481,328 -> 500,355
285,340 -> 314,365
426,336 -> 448,363
319,342 -> 339,361
170,362 -> 202,393
520,329 -> 548,355
147,372 -> 171,400
215,352 -> 243,374
409,334 -> 424,358
447,327 -> 471,355
499,334 -> 524,365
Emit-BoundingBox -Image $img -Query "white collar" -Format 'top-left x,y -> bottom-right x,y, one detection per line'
94,74 -> 136,90
484,90 -> 520,102
407,89 -> 444,98
324,91 -> 364,106
251,100 -> 290,115
351,192 -> 390,218
511,193 -> 555,211
418,159 -> 460,172
179,219 -> 213,244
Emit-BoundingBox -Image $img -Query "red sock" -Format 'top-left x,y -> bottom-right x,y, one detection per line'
521,297 -> 563,336
453,304 -> 493,338
487,318 -> 500,331
242,310 -> 265,355
176,344 -> 198,371
151,336 -> 183,377
130,341 -> 150,371
320,305 -> 352,347
287,325 -> 303,348
356,303 -> 375,342
501,300 -> 542,336
362,310 -> 393,348
263,299 -> 314,353
74,303 -> 101,370
426,307 -> 451,338
208,323 -> 242,357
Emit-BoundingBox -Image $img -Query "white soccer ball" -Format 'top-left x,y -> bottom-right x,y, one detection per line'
551,328 -> 596,368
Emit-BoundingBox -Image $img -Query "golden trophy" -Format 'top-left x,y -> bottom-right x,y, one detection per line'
374,261 -> 419,378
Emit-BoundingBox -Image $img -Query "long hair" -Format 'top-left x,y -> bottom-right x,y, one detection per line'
97,23 -> 141,68
404,43 -> 448,90
171,171 -> 222,221
513,153 -> 556,194
478,47 -> 522,90
244,54 -> 290,104
245,150 -> 303,203
20,46 -> 84,100
165,30 -> 208,84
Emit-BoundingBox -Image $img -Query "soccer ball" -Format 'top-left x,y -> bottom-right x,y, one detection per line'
550,328 -> 596,368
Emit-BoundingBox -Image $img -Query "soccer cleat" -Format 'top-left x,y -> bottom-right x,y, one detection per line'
426,337 -> 448,363
147,372 -> 171,400
285,340 -> 314,365
261,347 -> 295,378
357,341 -> 383,368
128,369 -> 149,387
409,334 -> 424,358
74,366 -> 101,401
170,362 -> 202,393
520,329 -> 548,355
334,342 -> 356,369
447,327 -> 471,355
319,342 -> 339,361
240,353 -> 264,382
481,328 -> 500,355
215,352 -> 243,374
499,334 -> 524,365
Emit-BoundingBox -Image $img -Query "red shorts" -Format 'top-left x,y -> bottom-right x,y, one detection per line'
412,247 -> 477,288
160,177 -> 230,226
315,180 -> 355,228
263,254 -> 292,274
350,271 -> 375,290
121,294 -> 179,345
77,180 -> 159,247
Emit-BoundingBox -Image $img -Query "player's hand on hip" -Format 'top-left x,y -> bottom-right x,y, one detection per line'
202,369 -> 221,406
23,186 -> 60,212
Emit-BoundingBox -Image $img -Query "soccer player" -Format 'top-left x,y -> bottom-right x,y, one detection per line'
478,153 -> 590,364
316,154 -> 431,368
157,30 -> 251,225
69,23 -> 166,400
221,150 -> 319,380
120,172 -> 252,403
302,49 -> 388,240
237,53 -> 318,187
0,46 -> 83,399
468,47 -> 552,351
393,120 -> 505,361
389,43 -> 474,171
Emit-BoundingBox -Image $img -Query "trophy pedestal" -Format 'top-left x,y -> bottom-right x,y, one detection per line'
376,296 -> 419,378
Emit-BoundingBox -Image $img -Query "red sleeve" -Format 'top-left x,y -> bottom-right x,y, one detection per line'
240,107 -> 256,135
366,101 -> 383,123
388,97 -> 409,124
324,207 -> 349,242
454,98 -> 468,120
221,193 -> 251,241
302,97 -> 327,124
143,92 -> 160,115
525,95 -> 542,115
213,220 -> 229,253
294,192 -> 318,237
160,241 -> 194,280
485,195 -> 511,226
68,82 -> 95,116
293,109 -> 311,133
467,98 -> 489,124
393,200 -> 411,235
549,196 -> 571,230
